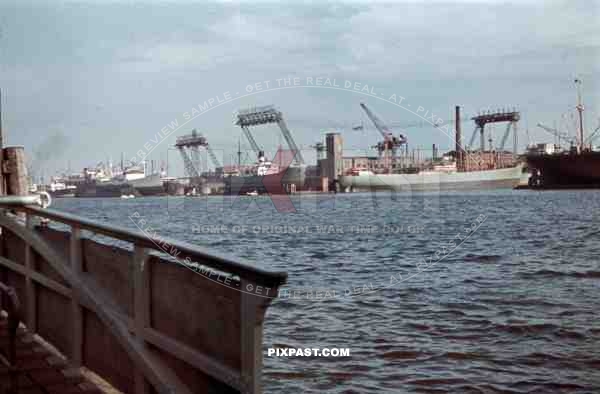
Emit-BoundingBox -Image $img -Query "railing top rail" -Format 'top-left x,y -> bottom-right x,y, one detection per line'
7,204 -> 287,287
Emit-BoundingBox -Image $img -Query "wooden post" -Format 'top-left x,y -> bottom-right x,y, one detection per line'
25,213 -> 36,332
133,246 -> 151,394
70,226 -> 83,367
240,279 -> 276,394
0,88 -> 4,196
0,88 -> 4,151
4,146 -> 28,196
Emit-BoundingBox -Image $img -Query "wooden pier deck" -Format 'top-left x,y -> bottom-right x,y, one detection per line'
0,317 -> 102,394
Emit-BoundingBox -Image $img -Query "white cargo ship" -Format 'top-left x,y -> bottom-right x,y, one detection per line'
339,161 -> 524,192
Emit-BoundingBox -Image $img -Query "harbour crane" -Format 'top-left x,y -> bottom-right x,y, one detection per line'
360,103 -> 407,172
175,134 -> 204,184
236,106 -> 304,165
537,123 -> 574,147
193,130 -> 221,169
498,122 -> 514,151
240,125 -> 262,157
175,129 -> 222,184
468,126 -> 479,150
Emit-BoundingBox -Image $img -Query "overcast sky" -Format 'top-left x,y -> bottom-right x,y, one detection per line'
1,0 -> 598,179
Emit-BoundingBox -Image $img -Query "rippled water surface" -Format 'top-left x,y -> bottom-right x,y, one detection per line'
52,190 -> 600,393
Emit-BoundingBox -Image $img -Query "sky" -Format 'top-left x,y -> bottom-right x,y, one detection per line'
0,0 -> 599,180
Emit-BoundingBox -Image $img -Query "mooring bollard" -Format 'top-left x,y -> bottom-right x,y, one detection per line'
3,146 -> 28,197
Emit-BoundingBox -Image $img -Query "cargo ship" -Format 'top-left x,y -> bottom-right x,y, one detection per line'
337,105 -> 524,192
129,173 -> 168,196
525,79 -> 600,189
47,181 -> 77,198
76,163 -> 167,197
339,161 -> 524,192
526,149 -> 600,188
224,150 -> 305,195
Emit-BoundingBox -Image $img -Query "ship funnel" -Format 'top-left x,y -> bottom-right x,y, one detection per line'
455,106 -> 463,171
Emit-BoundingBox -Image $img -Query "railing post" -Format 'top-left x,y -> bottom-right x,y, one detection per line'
240,279 -> 272,394
70,226 -> 83,367
24,213 -> 36,332
3,146 -> 28,197
133,245 -> 151,394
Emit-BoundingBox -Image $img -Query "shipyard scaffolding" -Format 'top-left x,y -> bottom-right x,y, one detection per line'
175,129 -> 222,192
235,105 -> 305,166
465,109 -> 520,171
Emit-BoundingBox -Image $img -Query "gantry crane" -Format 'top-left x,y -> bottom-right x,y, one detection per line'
497,122 -> 514,151
468,110 -> 520,161
194,130 -> 221,169
175,129 -> 222,185
175,131 -> 205,184
360,103 -> 407,172
236,106 -> 304,165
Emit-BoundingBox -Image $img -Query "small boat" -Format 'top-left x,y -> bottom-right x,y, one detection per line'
246,190 -> 259,196
120,194 -> 135,199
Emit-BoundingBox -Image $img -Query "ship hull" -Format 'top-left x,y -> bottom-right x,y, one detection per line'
526,151 -> 600,188
130,173 -> 167,196
225,166 -> 305,195
75,182 -> 136,198
338,165 -> 523,192
135,185 -> 167,196
75,174 -> 167,197
48,189 -> 77,198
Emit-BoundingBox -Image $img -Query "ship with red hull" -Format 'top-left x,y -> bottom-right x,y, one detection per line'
525,78 -> 600,189
526,150 -> 600,188
224,150 -> 305,196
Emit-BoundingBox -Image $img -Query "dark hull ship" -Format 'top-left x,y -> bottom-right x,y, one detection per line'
526,79 -> 600,189
526,150 -> 600,188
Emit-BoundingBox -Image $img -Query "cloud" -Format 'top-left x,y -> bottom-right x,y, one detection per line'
1,1 -> 598,175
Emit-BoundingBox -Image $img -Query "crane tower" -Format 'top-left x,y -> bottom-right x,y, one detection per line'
236,106 -> 304,166
360,103 -> 407,172
175,129 -> 222,185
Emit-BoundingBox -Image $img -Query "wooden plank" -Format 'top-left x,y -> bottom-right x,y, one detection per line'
0,213 -> 194,394
19,205 -> 287,288
143,327 -> 242,391
0,256 -> 71,298
70,225 -> 83,367
0,210 -> 287,394
133,246 -> 150,394
25,213 -> 36,332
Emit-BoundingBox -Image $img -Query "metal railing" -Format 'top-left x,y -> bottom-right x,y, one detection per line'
0,281 -> 21,394
0,196 -> 287,394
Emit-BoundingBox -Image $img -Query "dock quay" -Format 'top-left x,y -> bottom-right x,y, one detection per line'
0,146 -> 288,393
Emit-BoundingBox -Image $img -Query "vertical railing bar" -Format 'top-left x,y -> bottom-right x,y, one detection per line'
133,244 -> 151,394
24,212 -> 36,333
240,278 -> 263,394
70,225 -> 83,367
0,215 -> 6,314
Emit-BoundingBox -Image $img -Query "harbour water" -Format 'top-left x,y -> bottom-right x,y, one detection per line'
51,190 -> 600,393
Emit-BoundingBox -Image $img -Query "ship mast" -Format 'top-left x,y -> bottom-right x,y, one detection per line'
237,137 -> 242,170
575,78 -> 585,152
